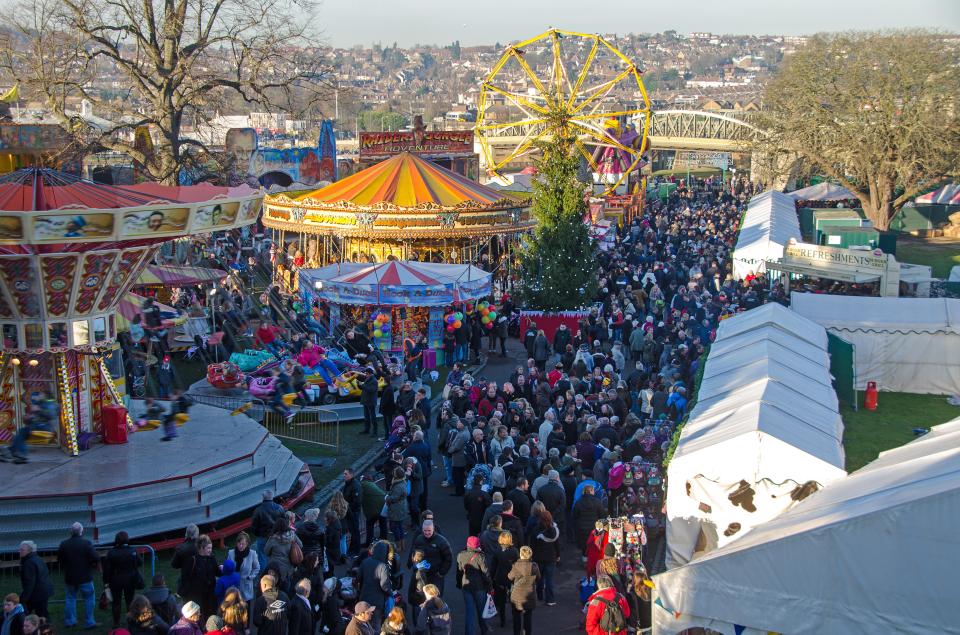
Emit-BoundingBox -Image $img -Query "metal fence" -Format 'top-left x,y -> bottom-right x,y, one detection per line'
187,392 -> 341,449
0,544 -> 155,606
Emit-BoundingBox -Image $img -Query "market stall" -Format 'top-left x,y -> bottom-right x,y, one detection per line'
731,190 -> 802,280
299,260 -> 492,355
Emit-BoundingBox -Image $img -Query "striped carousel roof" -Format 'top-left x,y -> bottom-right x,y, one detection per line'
292,152 -> 517,211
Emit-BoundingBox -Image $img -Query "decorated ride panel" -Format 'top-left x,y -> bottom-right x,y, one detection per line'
0,193 -> 264,245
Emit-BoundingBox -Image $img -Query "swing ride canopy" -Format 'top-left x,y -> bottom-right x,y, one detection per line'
135,264 -> 229,287
262,152 -> 533,239
0,167 -> 262,351
299,260 -> 492,306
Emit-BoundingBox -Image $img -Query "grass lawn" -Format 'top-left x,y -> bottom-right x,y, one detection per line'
841,391 -> 959,471
895,237 -> 960,278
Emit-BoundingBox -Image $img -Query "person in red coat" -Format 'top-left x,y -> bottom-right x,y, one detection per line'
585,574 -> 630,635
584,523 -> 609,577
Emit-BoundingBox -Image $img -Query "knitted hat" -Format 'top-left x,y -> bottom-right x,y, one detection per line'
467,536 -> 481,549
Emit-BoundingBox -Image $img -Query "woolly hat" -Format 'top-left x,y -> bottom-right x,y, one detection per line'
182,601 -> 201,619
548,470 -> 561,482
467,536 -> 481,549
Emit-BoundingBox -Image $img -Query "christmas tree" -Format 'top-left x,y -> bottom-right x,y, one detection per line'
518,133 -> 598,310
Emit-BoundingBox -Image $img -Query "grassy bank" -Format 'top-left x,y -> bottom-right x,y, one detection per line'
841,391 -> 958,471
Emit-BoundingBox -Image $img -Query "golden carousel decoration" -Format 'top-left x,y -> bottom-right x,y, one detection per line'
261,152 -> 534,288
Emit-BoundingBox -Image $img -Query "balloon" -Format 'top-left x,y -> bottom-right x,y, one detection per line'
447,315 -> 455,324
381,323 -> 391,331
447,325 -> 456,332
485,321 -> 494,329
456,312 -> 464,320
374,329 -> 383,338
453,320 -> 462,329
480,308 -> 489,316
481,316 -> 490,324
488,311 -> 497,320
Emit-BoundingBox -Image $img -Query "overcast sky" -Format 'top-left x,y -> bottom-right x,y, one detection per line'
319,0 -> 960,48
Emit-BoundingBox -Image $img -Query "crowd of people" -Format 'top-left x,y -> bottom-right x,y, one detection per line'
3,175 -> 782,635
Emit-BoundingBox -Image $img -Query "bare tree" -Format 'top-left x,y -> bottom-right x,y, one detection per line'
757,31 -> 960,229
2,0 -> 333,184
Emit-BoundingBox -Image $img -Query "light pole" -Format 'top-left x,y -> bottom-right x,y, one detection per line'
208,287 -> 219,362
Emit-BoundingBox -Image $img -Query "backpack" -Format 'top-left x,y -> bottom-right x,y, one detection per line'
607,462 -> 626,490
597,593 -> 628,633
491,464 -> 507,489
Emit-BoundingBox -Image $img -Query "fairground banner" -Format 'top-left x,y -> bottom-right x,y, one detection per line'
359,130 -> 474,159
319,279 -> 492,307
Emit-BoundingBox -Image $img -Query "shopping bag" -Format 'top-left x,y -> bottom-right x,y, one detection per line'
579,576 -> 597,603
481,592 -> 497,619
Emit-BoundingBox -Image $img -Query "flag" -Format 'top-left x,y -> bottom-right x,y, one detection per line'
0,85 -> 18,103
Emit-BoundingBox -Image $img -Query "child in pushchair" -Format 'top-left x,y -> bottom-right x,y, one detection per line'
384,415 -> 411,453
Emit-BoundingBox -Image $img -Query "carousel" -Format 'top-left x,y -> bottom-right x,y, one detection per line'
261,152 -> 534,289
0,168 -> 262,455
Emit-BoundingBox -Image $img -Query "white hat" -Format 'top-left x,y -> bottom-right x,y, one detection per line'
182,601 -> 201,618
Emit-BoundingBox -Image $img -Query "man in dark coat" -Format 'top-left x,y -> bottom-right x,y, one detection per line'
357,542 -> 392,631
360,371 -> 379,435
57,522 -> 99,628
18,541 -> 53,618
498,500 -> 525,548
572,484 -> 607,552
464,481 -> 492,537
289,578 -> 313,635
251,574 -> 290,635
403,430 -> 433,511
406,520 -> 453,593
506,477 -> 533,526
250,494 -> 283,567
536,471 -> 568,528
341,468 -> 363,556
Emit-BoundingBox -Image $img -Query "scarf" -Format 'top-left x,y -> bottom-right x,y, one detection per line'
233,545 -> 250,573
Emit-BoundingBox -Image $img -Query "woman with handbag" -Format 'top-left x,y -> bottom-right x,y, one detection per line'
102,531 -> 143,628
263,517 -> 304,593
506,546 -> 541,635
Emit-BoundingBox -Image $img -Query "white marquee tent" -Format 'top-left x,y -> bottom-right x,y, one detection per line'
732,191 -> 802,280
666,304 -> 845,569
654,417 -> 960,635
791,293 -> 960,395
788,182 -> 857,201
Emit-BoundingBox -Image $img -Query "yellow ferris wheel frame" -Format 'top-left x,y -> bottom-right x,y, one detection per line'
476,28 -> 652,194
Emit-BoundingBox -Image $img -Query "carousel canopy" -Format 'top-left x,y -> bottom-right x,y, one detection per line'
135,264 -> 229,287
263,153 -> 533,239
300,260 -> 492,306
116,292 -> 180,330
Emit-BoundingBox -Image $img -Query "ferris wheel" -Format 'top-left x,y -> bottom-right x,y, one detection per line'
476,29 -> 652,194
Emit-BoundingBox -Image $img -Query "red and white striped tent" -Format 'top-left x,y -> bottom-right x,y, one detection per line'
916,184 -> 960,206
300,260 -> 491,306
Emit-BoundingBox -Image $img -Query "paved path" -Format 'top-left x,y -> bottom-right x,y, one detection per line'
423,339 -> 589,633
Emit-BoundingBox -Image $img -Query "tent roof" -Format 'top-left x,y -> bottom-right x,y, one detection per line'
705,338 -> 829,381
695,355 -> 837,407
788,182 -> 857,201
328,260 -> 489,286
707,325 -> 829,366
136,264 -> 228,286
655,428 -> 960,634
791,293 -> 960,335
674,399 -> 845,473
692,375 -> 843,438
915,183 -> 960,205
292,152 -> 522,211
732,191 -> 802,278
716,302 -> 828,348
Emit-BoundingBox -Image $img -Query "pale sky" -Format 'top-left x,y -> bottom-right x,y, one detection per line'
318,0 -> 960,48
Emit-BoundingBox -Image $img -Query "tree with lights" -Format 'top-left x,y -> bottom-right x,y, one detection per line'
518,133 -> 598,311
